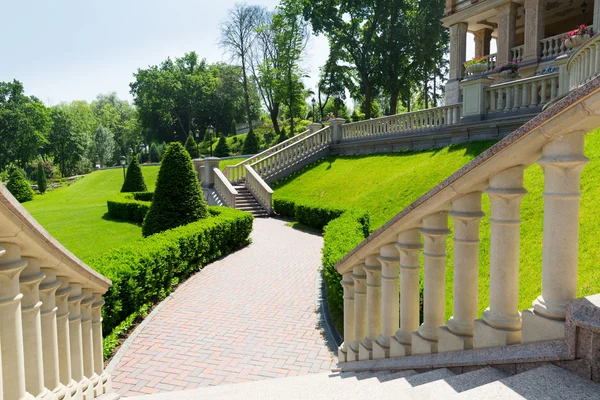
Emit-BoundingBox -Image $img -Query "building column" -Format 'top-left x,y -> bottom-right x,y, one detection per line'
359,256 -> 382,361
373,245 -> 399,359
439,193 -> 485,352
446,22 -> 468,105
391,229 -> 422,357
496,2 -> 518,66
81,289 -> 98,396
473,28 -> 493,58
523,0 -> 545,62
40,267 -> 67,399
412,212 -> 451,355
349,264 -> 366,361
20,257 -> 52,399
0,244 -> 34,400
523,132 -> 589,342
474,166 -> 526,348
337,273 -> 354,363
594,0 -> 600,34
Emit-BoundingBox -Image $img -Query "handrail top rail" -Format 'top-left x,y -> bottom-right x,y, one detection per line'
487,72 -> 559,90
335,75 -> 600,275
543,26 -> 592,42
212,167 -> 239,195
0,183 -> 111,292
342,105 -> 461,128
484,53 -> 497,58
566,34 -> 600,72
245,165 -> 274,194
249,126 -> 331,167
229,129 -> 312,169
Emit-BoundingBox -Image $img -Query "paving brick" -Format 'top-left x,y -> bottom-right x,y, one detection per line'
111,219 -> 335,397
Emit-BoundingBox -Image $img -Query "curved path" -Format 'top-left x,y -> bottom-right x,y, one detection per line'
109,218 -> 336,397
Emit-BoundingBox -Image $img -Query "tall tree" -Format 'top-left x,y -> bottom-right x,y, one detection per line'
220,3 -> 262,134
94,125 -> 116,167
48,106 -> 86,177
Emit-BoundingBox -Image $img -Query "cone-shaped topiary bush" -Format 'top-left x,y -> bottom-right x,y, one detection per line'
36,161 -> 47,194
7,169 -> 34,203
150,143 -> 161,162
277,127 -> 288,144
185,135 -> 200,159
242,128 -> 259,154
121,157 -> 147,193
231,119 -> 237,135
213,134 -> 230,157
142,142 -> 207,237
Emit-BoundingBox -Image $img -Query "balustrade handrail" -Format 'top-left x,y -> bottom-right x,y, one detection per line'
245,165 -> 273,214
487,71 -> 560,90
566,33 -> 600,90
213,167 -> 238,207
341,105 -> 459,128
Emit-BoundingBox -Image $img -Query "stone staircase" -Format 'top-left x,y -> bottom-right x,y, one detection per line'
126,364 -> 600,399
232,184 -> 269,217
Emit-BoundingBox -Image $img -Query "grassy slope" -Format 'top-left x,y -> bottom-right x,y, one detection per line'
274,132 -> 600,318
219,157 -> 248,171
24,167 -> 159,262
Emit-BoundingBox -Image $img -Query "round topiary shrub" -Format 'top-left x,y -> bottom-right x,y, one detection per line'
121,157 -> 147,193
142,142 -> 207,237
7,169 -> 34,203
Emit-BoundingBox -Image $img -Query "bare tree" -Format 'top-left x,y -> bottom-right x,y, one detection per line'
220,3 -> 262,133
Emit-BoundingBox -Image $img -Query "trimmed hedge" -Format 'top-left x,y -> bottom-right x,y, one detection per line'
273,198 -> 296,218
90,206 -> 253,336
106,196 -> 151,223
131,191 -> 154,202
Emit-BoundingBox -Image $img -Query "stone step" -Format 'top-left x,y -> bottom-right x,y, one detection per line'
407,367 -> 509,399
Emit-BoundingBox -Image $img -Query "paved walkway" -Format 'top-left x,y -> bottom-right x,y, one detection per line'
109,218 -> 336,397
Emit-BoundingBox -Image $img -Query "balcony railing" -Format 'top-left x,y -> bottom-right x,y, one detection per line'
486,73 -> 560,113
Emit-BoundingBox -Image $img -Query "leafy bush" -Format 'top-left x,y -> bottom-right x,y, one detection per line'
7,169 -> 34,203
322,211 -> 371,334
142,142 -> 207,237
120,157 -> 147,193
214,134 -> 230,157
37,161 -> 47,194
91,206 -> 253,336
295,203 -> 346,230
185,135 -> 200,159
273,198 -> 296,218
107,197 -> 151,223
243,128 -> 259,154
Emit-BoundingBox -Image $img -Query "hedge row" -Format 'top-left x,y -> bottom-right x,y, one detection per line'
90,206 -> 253,335
106,196 -> 151,223
131,191 -> 154,201
273,197 -> 370,335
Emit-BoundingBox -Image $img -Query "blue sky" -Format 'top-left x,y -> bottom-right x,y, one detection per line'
0,0 -> 329,105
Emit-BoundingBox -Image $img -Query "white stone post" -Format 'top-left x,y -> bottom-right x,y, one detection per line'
523,132 -> 589,342
201,157 -> 220,189
446,22 -> 468,105
474,166 -> 526,348
338,273 -> 355,363
20,257 -> 52,399
56,277 -> 79,399
39,267 -> 67,399
68,283 -> 93,400
92,293 -> 111,395
349,264 -> 366,362
0,244 -> 35,400
359,256 -> 382,361
329,118 -> 346,144
373,245 -> 399,359
523,0 -> 545,63
460,77 -> 494,119
412,212 -> 450,355
390,229 -> 422,357
495,2 -> 518,66
81,289 -> 97,395
308,122 -> 322,133
439,193 -> 484,352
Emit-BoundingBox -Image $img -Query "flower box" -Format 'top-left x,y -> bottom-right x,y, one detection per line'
465,63 -> 488,75
564,34 -> 589,49
499,70 -> 518,79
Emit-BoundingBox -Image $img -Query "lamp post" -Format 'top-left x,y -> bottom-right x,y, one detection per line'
120,155 -> 126,181
194,129 -> 200,157
334,92 -> 341,118
207,125 -> 214,157
311,97 -> 316,123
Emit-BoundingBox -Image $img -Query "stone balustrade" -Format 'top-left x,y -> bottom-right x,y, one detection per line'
485,72 -> 560,113
484,53 -> 497,73
567,34 -> 600,91
511,46 -> 524,63
540,33 -> 569,60
341,105 -> 461,141
0,184 -> 113,399
244,165 -> 273,215
223,129 -> 312,183
336,77 -> 600,363
250,126 -> 332,183
213,167 -> 238,208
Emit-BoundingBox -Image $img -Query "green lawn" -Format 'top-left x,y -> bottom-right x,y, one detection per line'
273,132 -> 600,318
219,157 -> 248,171
24,166 -> 159,262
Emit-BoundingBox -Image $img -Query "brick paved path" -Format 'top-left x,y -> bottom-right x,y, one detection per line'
109,218 -> 335,397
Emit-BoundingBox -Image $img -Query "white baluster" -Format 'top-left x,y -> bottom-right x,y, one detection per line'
68,283 -> 93,399
56,277 -> 78,399
338,273 -> 354,363
81,290 -> 97,395
359,256 -> 381,361
373,245 -> 399,359
349,264 -> 366,361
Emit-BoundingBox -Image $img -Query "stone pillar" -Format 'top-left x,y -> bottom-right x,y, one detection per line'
359,256 -> 382,361
523,0 -> 545,63
349,264 -> 366,362
373,245 -> 399,359
496,2 -> 518,66
523,132 -> 589,343
81,290 -> 97,394
391,229 -> 422,357
68,283 -> 93,400
329,118 -> 346,144
446,22 -> 468,105
337,273 -> 354,363
474,166 -> 526,348
308,122 -> 322,133
56,277 -> 79,399
20,257 -> 52,399
39,267 -> 67,399
412,212 -> 450,355
460,77 -> 494,119
0,244 -> 34,400
439,193 -> 484,352
473,28 -> 493,58
201,157 -> 220,189
594,0 -> 600,34
92,293 -> 111,395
